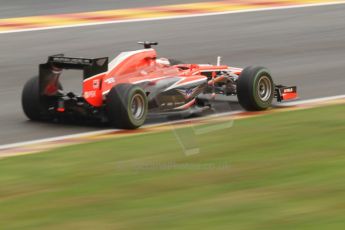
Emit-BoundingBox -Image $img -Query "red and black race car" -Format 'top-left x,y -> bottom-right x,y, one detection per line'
22,41 -> 297,129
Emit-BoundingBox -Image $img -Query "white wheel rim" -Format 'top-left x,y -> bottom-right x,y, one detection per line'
130,94 -> 145,120
257,76 -> 272,102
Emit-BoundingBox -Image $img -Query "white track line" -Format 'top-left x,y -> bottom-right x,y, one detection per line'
277,94 -> 345,106
0,110 -> 243,151
0,94 -> 344,151
0,129 -> 115,151
0,1 -> 344,35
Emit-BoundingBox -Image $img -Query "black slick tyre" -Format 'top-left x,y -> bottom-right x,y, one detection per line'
237,66 -> 274,111
106,84 -> 148,129
22,76 -> 44,121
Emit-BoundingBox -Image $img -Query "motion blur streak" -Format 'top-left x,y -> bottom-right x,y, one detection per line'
1,95 -> 344,159
0,0 -> 344,33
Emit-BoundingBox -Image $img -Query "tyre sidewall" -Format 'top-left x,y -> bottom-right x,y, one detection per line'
107,84 -> 148,129
252,68 -> 274,109
126,86 -> 148,127
22,76 -> 43,120
237,66 -> 274,111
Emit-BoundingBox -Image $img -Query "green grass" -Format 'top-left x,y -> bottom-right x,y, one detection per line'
1,105 -> 345,229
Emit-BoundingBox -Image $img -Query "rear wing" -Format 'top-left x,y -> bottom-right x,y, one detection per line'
39,54 -> 108,95
43,54 -> 109,79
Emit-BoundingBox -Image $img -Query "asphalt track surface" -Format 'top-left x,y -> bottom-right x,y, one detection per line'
0,3 -> 344,145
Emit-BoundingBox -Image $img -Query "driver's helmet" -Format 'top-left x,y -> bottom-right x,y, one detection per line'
156,58 -> 171,67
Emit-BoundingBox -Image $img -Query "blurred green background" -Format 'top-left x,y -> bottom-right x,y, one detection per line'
0,104 -> 344,229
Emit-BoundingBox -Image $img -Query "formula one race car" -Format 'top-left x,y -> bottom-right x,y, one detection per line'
22,41 -> 297,129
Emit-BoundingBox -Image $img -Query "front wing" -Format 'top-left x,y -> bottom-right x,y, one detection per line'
275,85 -> 298,102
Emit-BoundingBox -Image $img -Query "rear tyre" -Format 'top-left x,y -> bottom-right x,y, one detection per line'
237,66 -> 274,111
22,76 -> 44,121
106,84 -> 148,129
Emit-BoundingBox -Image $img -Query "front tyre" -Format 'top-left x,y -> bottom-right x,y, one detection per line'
237,66 -> 274,111
106,84 -> 148,129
